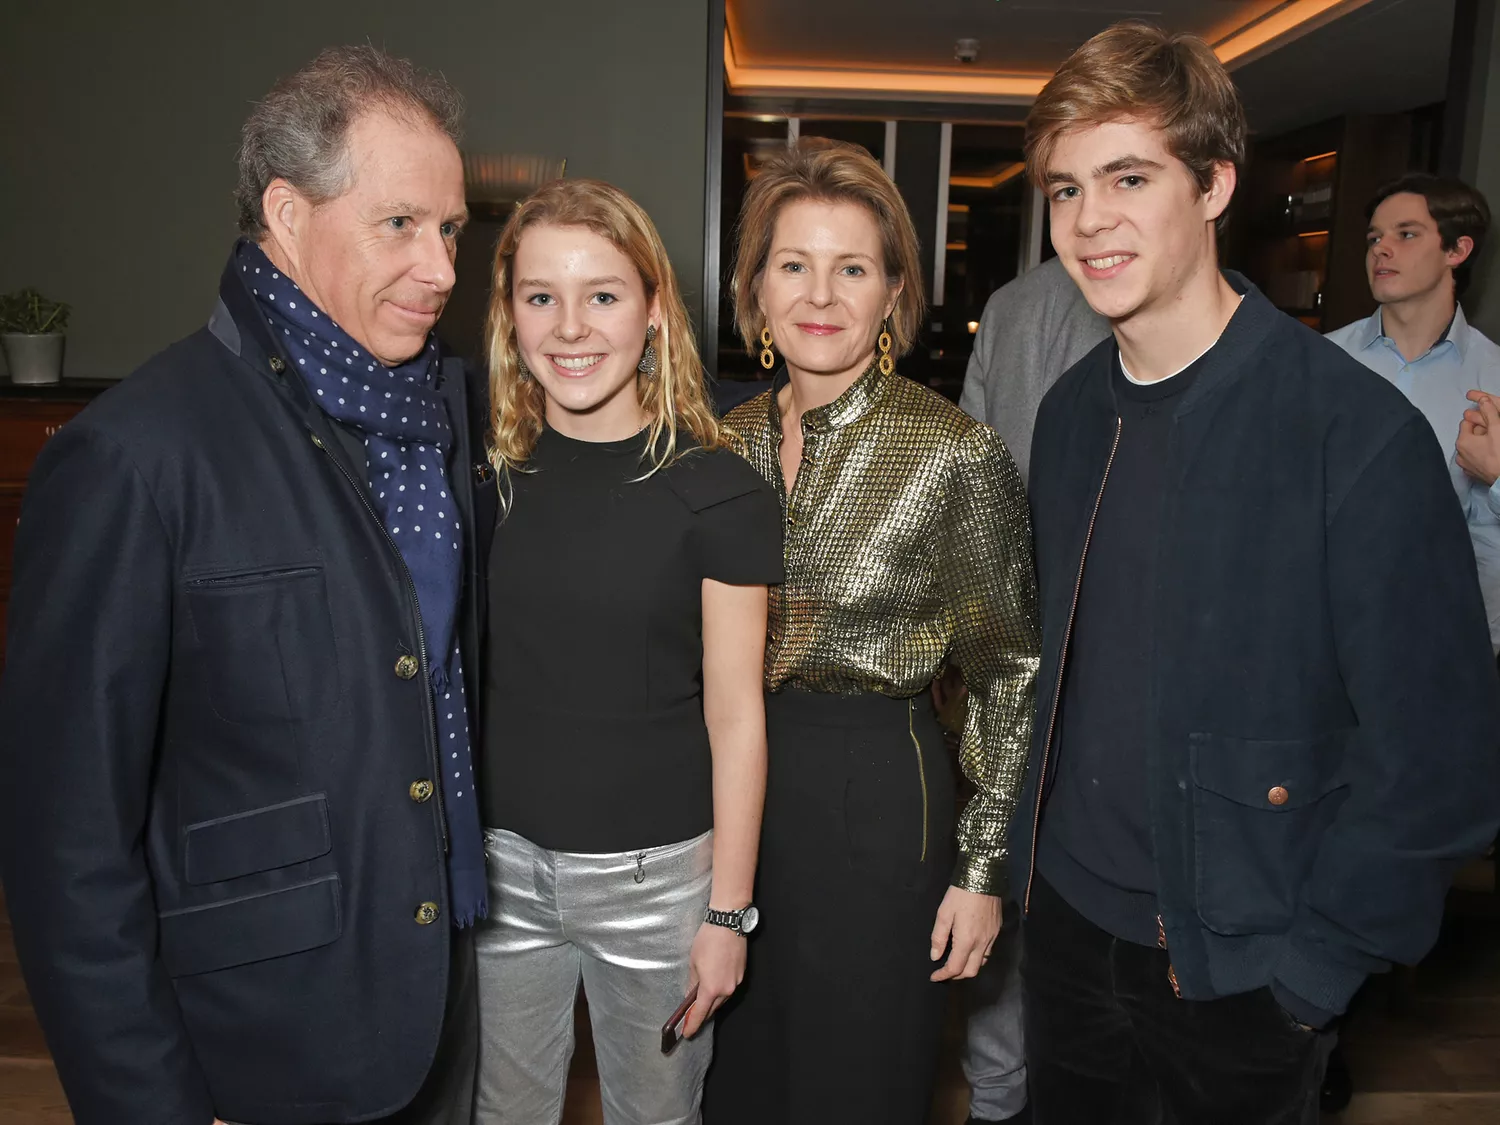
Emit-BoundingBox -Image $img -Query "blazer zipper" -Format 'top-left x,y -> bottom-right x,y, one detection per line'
1024,417 -> 1122,914
310,431 -> 449,853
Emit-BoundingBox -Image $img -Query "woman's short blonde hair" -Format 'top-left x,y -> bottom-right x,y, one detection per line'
731,137 -> 925,359
484,178 -> 724,478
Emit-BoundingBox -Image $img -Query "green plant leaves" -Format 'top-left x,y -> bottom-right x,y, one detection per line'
0,288 -> 70,335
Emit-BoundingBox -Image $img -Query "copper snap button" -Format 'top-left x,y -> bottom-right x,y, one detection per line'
1268,786 -> 1290,806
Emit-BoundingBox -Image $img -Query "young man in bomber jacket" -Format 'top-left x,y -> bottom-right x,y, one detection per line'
1012,22 -> 1500,1125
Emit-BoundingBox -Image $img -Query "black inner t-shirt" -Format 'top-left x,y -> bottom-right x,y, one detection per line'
1036,349 -> 1202,946
482,425 -> 782,853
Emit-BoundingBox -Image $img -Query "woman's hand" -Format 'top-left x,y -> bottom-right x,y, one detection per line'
683,921 -> 747,1037
929,886 -> 1001,981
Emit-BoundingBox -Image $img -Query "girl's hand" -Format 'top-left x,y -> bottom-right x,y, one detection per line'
683,920 -> 747,1037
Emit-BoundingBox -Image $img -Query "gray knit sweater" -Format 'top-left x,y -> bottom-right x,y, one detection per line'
959,256 -> 1111,486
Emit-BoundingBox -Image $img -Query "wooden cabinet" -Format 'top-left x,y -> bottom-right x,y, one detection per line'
0,382 -> 112,670
1230,108 -> 1443,334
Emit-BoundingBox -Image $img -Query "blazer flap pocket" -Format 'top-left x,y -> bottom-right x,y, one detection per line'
184,794 -> 331,885
159,874 -> 341,978
1190,730 -> 1350,811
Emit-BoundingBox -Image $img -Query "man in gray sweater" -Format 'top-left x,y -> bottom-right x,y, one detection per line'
956,254 -> 1107,1125
961,255 -> 1110,486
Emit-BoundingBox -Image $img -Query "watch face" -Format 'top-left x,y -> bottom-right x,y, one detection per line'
739,905 -> 760,934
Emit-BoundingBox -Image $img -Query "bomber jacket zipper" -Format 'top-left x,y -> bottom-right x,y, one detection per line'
310,431 -> 449,853
1024,417 -> 1122,914
1158,913 -> 1180,996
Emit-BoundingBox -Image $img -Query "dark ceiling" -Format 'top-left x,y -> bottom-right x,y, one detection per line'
730,0 -> 1287,72
1233,0 -> 1453,135
728,0 -> 1455,138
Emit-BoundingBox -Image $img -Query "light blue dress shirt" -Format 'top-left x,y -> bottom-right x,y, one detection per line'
1327,305 -> 1500,649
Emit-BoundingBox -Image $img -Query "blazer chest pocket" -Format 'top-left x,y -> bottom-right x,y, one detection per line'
1189,730 -> 1350,935
183,564 -> 339,724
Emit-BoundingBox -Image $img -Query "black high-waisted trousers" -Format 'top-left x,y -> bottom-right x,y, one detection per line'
704,688 -> 956,1125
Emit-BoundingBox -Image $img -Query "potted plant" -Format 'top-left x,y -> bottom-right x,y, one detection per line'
0,288 -> 71,385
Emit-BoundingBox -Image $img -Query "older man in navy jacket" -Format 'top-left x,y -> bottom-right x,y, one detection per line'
0,47 -> 493,1125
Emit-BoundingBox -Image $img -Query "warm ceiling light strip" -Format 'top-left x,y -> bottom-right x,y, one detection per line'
723,0 -> 1378,101
722,29 -> 1044,103
1214,0 -> 1377,68
950,163 -> 1028,190
1301,150 -> 1338,163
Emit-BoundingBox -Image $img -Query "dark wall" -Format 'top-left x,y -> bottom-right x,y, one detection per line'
0,0 -> 710,379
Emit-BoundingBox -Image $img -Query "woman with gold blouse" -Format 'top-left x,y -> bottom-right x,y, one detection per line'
703,138 -> 1041,1124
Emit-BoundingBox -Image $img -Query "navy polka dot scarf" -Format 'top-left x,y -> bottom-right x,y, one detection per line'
239,240 -> 487,927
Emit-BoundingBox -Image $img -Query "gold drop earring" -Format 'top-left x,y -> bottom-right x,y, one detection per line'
759,326 -> 776,370
878,319 -> 894,376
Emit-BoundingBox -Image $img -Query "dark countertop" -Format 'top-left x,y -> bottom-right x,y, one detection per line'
0,378 -> 117,400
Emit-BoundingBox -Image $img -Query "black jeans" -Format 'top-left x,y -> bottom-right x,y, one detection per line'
704,690 -> 956,1125
1022,875 -> 1333,1125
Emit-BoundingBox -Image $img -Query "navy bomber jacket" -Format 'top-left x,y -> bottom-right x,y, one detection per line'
1012,275 -> 1500,1024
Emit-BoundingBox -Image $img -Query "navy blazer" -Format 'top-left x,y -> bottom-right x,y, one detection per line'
1013,277 -> 1500,1022
0,253 -> 496,1125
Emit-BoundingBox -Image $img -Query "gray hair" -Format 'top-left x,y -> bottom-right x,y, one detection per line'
235,45 -> 464,237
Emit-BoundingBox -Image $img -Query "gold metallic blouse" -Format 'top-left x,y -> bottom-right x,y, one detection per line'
726,363 -> 1041,896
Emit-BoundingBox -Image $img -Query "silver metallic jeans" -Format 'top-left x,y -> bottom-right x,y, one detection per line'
474,827 -> 715,1125
961,900 -> 1028,1121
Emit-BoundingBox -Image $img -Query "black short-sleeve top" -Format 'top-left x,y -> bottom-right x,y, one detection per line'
482,425 -> 783,853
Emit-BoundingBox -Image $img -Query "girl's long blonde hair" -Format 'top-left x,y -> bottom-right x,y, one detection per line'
484,178 -> 725,480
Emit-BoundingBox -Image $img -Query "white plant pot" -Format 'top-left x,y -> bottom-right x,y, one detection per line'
1,333 -> 65,385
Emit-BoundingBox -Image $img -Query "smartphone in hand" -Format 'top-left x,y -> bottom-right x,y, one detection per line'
660,985 -> 700,1054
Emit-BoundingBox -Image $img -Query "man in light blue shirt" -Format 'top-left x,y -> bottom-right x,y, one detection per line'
1327,173 -> 1500,650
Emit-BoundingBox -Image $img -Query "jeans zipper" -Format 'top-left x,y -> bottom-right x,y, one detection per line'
309,431 -> 449,852
909,699 -> 928,863
1024,417 -> 1122,914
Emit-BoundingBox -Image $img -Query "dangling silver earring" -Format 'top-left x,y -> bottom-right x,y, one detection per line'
637,324 -> 659,379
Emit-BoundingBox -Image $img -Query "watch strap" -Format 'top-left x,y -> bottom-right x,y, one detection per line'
705,906 -> 749,933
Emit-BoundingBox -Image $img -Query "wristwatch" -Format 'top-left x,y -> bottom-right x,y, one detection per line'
704,903 -> 760,936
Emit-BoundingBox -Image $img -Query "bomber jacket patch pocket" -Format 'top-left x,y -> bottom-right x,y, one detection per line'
159,874 -> 342,978
1189,730 -> 1350,935
183,794 -> 331,885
